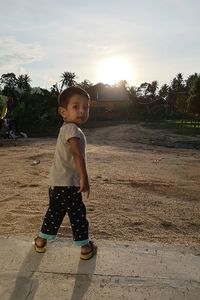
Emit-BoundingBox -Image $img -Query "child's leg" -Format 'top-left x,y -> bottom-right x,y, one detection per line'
37,187 -> 67,242
65,187 -> 97,259
66,187 -> 89,245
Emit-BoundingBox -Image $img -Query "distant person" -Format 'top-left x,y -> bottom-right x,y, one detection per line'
34,86 -> 97,260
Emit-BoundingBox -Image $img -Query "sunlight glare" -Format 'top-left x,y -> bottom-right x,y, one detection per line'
96,56 -> 135,85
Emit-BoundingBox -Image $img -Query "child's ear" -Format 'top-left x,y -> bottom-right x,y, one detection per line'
58,106 -> 65,116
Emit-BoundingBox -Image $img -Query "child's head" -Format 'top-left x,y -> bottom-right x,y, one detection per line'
58,86 -> 90,125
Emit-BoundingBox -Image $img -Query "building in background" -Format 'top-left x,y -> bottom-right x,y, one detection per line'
88,83 -> 131,120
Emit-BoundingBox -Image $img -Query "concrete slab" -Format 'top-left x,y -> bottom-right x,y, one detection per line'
0,236 -> 200,299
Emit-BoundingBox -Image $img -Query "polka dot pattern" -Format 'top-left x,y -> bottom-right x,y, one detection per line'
40,186 -> 89,242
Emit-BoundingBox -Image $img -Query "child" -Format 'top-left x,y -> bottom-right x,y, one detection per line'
34,86 -> 97,260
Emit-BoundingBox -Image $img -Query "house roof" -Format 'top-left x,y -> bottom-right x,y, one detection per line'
89,83 -> 130,102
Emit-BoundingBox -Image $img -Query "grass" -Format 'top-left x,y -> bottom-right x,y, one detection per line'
142,120 -> 200,136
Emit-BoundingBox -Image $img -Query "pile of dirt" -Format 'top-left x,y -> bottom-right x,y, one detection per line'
87,123 -> 200,149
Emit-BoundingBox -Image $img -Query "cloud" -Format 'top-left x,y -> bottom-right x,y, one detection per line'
0,36 -> 45,74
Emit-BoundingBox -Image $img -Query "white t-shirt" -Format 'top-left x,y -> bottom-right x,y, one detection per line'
49,122 -> 86,186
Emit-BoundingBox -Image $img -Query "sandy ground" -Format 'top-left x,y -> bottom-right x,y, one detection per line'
0,123 -> 200,245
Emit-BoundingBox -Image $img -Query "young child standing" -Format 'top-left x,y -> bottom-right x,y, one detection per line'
34,86 -> 97,260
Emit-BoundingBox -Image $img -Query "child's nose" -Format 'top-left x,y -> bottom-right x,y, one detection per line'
80,107 -> 85,114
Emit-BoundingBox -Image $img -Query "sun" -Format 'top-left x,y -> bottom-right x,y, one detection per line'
96,56 -> 135,85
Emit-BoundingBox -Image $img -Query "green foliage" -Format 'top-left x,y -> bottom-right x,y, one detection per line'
158,84 -> 169,101
188,75 -> 200,115
0,73 -> 18,96
171,73 -> 185,92
12,89 -> 61,135
60,71 -> 77,91
17,74 -> 31,94
1,71 -> 200,136
78,80 -> 93,92
186,73 -> 198,91
176,93 -> 188,113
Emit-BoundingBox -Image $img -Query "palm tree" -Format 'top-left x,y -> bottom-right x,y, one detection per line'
171,73 -> 185,92
60,72 -> 77,91
169,73 -> 188,115
186,73 -> 198,92
17,74 -> 31,94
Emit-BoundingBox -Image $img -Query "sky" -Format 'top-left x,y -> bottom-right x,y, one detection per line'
0,0 -> 200,89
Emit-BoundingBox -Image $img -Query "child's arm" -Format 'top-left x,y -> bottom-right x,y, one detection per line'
68,137 -> 90,198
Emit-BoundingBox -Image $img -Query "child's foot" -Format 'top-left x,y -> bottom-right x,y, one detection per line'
34,237 -> 47,253
80,241 -> 97,260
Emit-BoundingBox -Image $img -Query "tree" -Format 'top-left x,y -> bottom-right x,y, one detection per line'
168,73 -> 187,115
137,82 -> 149,98
79,79 -> 93,92
0,73 -> 18,96
186,73 -> 198,92
115,80 -> 128,89
60,72 -> 77,91
171,73 -> 185,92
158,84 -> 169,101
157,84 -> 169,117
147,81 -> 158,98
128,86 -> 137,102
136,81 -> 158,102
188,74 -> 200,115
17,74 -> 31,94
50,83 -> 60,97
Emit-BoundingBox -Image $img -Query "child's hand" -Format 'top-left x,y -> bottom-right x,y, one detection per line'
79,177 -> 90,198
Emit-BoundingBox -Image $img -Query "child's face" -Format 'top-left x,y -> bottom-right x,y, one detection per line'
60,94 -> 89,125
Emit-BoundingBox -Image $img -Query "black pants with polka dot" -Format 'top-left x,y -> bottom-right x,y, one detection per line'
40,186 -> 89,244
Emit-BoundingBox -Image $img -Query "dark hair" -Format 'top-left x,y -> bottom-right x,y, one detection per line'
58,86 -> 90,108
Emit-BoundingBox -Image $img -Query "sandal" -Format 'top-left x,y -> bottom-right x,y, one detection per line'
80,241 -> 97,260
34,237 -> 47,253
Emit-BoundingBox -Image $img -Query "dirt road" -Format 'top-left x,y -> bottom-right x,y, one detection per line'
0,124 -> 200,244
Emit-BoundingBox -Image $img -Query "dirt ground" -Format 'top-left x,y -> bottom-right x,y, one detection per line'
0,123 -> 200,245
